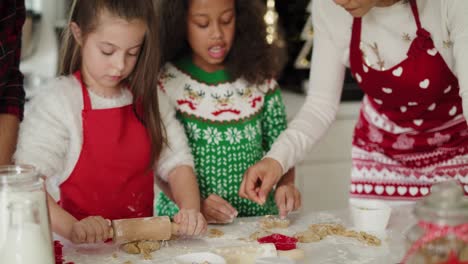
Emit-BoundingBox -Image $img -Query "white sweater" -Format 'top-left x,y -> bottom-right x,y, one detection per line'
14,75 -> 194,197
266,0 -> 468,172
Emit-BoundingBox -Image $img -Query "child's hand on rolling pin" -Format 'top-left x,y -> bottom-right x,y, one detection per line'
173,209 -> 207,236
201,194 -> 238,224
70,216 -> 112,244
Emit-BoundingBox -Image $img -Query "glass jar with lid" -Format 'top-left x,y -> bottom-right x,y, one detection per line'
0,165 -> 54,263
403,181 -> 468,264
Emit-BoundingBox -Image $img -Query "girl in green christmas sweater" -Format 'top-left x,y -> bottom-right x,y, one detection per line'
155,0 -> 301,223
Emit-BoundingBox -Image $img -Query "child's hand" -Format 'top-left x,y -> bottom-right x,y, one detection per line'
70,216 -> 112,244
173,209 -> 207,236
201,194 -> 238,224
275,183 -> 302,219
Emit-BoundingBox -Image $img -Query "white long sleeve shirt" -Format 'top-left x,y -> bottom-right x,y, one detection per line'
266,0 -> 468,172
14,75 -> 194,197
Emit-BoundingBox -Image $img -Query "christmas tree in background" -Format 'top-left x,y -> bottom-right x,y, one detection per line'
293,0 -> 313,92
274,0 -> 363,99
274,0 -> 311,93
264,0 -> 279,45
294,1 -> 314,70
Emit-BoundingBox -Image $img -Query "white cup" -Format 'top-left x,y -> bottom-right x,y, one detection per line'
350,199 -> 392,233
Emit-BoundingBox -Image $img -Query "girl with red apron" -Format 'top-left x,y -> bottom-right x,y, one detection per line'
350,0 -> 468,200
59,72 -> 154,220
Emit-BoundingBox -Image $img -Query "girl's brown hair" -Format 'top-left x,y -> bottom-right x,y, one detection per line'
60,0 -> 165,167
159,0 -> 287,85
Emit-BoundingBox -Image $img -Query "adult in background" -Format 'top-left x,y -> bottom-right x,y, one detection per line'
0,0 -> 25,165
240,0 -> 468,205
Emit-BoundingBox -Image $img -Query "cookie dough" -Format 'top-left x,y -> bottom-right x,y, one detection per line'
259,215 -> 290,229
120,240 -> 161,256
356,231 -> 381,246
208,228 -> 225,238
294,230 -> 321,243
249,230 -> 273,241
308,223 -> 346,238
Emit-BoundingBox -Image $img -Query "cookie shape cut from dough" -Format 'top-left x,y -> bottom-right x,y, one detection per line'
259,215 -> 290,229
120,240 -> 161,259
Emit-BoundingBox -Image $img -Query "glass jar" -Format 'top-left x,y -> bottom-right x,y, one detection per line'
403,181 -> 468,264
0,165 -> 54,263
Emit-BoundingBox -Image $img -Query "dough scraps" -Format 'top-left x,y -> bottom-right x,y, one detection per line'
259,215 -> 290,229
208,228 -> 225,238
249,230 -> 273,241
294,230 -> 321,243
294,223 -> 381,246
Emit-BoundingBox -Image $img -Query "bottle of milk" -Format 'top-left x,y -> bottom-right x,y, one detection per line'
0,200 -> 54,264
0,165 -> 54,264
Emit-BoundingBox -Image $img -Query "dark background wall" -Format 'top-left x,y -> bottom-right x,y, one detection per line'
275,0 -> 363,101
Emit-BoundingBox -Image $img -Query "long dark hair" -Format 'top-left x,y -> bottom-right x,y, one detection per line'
158,0 -> 287,84
60,0 -> 165,167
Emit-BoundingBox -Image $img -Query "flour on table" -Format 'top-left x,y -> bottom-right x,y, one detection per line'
213,244 -> 277,264
207,228 -> 224,238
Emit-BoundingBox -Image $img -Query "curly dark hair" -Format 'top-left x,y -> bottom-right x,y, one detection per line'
158,0 -> 287,84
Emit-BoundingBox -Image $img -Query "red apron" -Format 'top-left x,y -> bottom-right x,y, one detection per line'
60,72 -> 154,220
349,0 -> 468,199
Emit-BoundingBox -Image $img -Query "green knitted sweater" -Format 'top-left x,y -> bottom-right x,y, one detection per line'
155,58 -> 287,217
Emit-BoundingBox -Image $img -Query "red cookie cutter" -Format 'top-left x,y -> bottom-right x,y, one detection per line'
257,233 -> 298,251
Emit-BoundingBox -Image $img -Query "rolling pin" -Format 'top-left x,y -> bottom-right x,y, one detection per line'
111,216 -> 179,244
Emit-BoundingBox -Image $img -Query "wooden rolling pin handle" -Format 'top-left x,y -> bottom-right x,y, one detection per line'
112,216 -> 174,244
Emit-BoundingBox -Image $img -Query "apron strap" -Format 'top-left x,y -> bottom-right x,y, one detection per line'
351,18 -> 362,54
73,71 -> 92,111
409,0 -> 422,31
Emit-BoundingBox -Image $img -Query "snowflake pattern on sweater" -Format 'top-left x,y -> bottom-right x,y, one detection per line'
155,58 -> 288,217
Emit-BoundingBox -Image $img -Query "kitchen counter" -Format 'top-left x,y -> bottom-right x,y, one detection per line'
60,205 -> 415,264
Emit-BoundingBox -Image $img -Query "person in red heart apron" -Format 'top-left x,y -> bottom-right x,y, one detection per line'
239,0 -> 468,206
349,0 -> 468,200
14,0 -> 206,244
